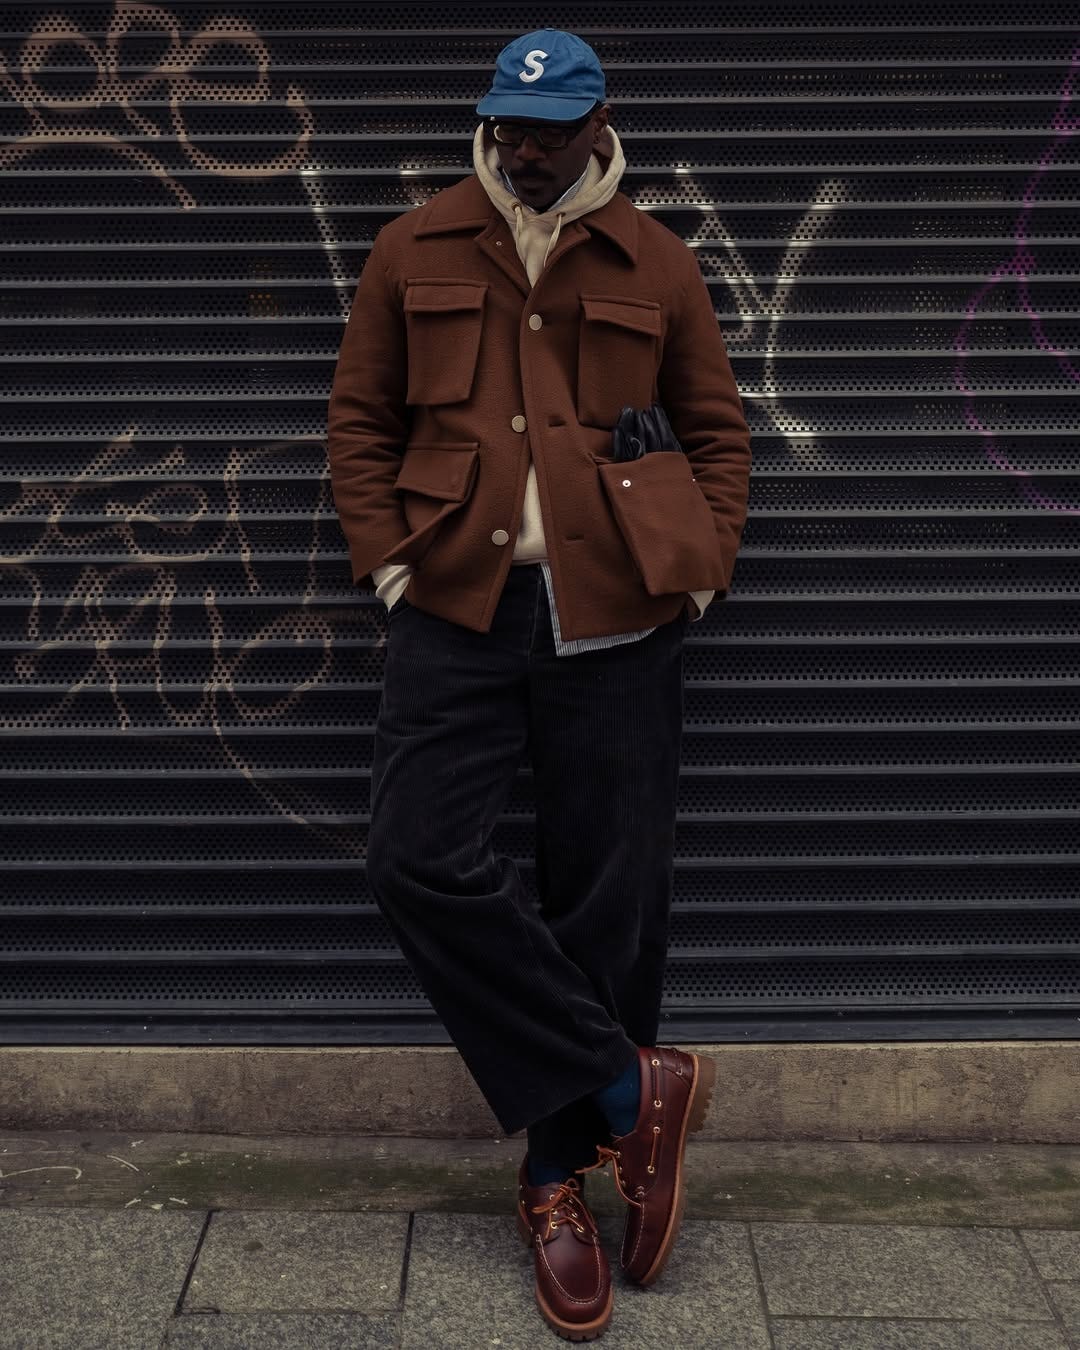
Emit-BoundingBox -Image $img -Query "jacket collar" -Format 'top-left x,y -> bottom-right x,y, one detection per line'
413,172 -> 638,265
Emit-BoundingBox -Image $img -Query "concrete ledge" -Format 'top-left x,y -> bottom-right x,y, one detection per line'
2,1132 -> 1080,1228
3,1042 -> 1080,1141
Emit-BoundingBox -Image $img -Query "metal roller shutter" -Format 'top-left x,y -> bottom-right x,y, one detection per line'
2,1 -> 1078,1043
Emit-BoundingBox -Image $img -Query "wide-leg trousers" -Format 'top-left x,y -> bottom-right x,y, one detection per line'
367,562 -> 688,1172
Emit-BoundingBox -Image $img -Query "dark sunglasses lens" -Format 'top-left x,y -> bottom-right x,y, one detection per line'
492,122 -> 580,148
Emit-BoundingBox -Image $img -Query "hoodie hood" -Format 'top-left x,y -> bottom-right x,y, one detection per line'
471,123 -> 627,286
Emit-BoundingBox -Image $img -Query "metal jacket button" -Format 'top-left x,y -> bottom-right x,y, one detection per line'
528,314 -> 543,330
511,414 -> 527,432
491,529 -> 509,545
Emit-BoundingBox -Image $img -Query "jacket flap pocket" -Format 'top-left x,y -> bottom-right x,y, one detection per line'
596,454 -> 729,596
395,443 -> 480,501
581,295 -> 662,337
404,281 -> 488,314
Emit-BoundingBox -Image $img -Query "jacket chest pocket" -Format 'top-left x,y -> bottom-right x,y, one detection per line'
403,280 -> 487,405
577,294 -> 662,427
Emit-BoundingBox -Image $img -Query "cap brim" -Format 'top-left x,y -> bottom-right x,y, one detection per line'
475,91 -> 597,122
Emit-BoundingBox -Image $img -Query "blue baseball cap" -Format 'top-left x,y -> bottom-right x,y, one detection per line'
476,29 -> 605,123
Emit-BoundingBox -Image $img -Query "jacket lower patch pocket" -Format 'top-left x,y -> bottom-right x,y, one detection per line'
597,453 -> 728,596
382,442 -> 480,567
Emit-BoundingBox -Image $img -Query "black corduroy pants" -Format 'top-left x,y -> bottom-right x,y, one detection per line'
367,562 -> 687,1171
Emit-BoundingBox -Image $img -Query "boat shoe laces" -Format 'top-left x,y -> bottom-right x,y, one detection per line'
575,1144 -> 651,1209
528,1175 -> 599,1240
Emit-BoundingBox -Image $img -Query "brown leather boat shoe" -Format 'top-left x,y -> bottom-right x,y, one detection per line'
580,1045 -> 716,1286
516,1158 -> 613,1341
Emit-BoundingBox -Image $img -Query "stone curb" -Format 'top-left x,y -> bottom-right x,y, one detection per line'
3,1042 -> 1080,1141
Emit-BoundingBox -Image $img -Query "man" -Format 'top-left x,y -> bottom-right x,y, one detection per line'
327,28 -> 751,1342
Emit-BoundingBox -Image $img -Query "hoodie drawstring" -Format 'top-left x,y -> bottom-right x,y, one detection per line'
511,200 -> 526,252
542,211 -> 565,269
512,200 -> 564,269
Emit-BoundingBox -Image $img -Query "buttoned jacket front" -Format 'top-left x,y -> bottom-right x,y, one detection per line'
327,170 -> 751,642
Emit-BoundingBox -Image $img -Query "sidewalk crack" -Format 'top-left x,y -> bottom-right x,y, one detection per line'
172,1209 -> 214,1318
399,1210 -> 416,1308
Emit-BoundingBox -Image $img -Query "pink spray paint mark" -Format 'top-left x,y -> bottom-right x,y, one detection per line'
952,40 -> 1080,515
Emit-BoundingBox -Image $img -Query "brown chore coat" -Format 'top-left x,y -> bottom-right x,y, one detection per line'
326,170 -> 752,642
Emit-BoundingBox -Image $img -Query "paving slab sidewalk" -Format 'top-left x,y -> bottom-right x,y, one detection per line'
2,1133 -> 1080,1348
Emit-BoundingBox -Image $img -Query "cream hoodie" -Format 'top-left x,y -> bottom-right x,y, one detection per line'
371,124 -> 713,622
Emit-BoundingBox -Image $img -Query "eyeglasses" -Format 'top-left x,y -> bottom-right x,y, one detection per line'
490,112 -> 594,150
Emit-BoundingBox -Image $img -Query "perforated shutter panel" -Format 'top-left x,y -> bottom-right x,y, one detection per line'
2,2 -> 1079,1042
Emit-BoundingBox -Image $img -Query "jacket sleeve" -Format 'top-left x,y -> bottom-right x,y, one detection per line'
657,245 -> 752,596
326,233 -> 412,588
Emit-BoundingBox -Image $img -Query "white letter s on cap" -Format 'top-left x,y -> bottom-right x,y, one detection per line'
519,49 -> 548,83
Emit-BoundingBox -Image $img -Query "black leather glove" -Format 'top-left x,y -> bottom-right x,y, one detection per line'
611,402 -> 683,462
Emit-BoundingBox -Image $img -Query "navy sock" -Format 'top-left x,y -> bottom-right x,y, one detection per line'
591,1055 -> 641,1138
526,1154 -> 578,1187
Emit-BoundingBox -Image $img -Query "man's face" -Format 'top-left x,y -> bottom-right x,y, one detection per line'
489,105 -> 610,213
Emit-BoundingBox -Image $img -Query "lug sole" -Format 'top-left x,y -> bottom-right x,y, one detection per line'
535,1285 -> 614,1342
